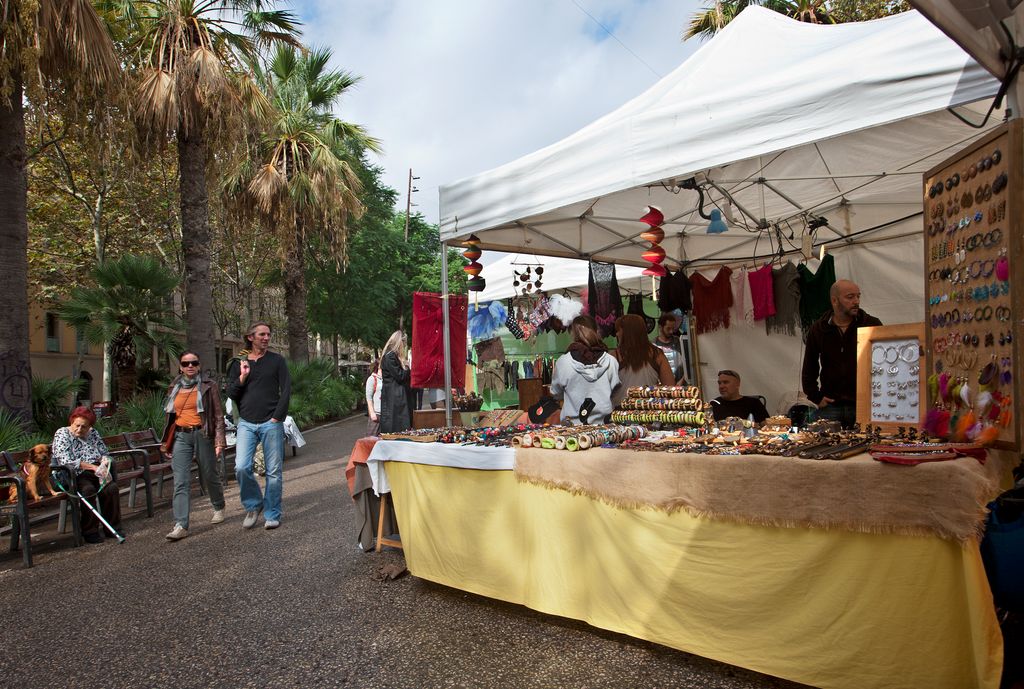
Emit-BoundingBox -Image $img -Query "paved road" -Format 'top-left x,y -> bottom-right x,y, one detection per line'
1,415 -> 813,688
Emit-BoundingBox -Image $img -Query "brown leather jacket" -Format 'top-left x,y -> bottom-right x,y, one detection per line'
160,377 -> 227,450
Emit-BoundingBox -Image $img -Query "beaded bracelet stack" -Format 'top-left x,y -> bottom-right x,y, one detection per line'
511,424 -> 647,451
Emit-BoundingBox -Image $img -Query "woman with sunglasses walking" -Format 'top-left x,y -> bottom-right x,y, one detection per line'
160,351 -> 227,541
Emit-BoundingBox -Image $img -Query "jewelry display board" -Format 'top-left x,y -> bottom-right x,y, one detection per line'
857,324 -> 925,431
923,120 -> 1020,450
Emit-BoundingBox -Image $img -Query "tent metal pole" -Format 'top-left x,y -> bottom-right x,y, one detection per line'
441,241 -> 452,427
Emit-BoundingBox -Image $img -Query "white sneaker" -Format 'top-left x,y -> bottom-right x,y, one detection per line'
210,509 -> 225,524
165,525 -> 188,541
264,519 -> 280,530
242,510 -> 260,529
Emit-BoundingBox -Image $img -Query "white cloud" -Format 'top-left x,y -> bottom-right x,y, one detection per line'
294,0 -> 703,224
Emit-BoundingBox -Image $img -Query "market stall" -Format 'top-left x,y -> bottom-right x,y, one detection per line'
375,7 -> 1021,689
366,416 -> 1011,689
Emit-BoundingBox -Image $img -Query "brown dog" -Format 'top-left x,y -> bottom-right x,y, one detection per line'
8,444 -> 58,503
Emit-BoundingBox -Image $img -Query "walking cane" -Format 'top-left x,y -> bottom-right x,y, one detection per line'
50,462 -> 126,544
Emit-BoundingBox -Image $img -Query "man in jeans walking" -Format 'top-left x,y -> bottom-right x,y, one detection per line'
226,322 -> 291,529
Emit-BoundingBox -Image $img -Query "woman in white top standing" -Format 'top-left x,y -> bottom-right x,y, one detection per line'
365,359 -> 382,436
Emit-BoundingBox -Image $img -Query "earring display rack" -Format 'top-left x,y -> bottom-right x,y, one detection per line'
856,324 -> 925,431
922,120 -> 1020,450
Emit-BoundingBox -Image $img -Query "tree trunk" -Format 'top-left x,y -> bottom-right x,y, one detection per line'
0,75 -> 34,423
116,362 -> 137,403
283,224 -> 309,363
177,125 -> 217,380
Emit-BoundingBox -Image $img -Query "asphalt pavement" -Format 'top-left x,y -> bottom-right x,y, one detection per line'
0,414 -> 815,689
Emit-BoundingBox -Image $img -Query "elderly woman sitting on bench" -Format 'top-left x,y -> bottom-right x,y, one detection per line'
51,406 -> 121,543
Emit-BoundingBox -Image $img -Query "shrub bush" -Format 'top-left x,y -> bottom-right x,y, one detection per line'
288,359 -> 359,428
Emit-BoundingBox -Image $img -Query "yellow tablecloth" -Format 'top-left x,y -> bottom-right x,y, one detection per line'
385,461 -> 1003,689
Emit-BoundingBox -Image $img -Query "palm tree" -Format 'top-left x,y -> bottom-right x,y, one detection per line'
684,0 -> 832,41
232,44 -> 380,362
57,254 -> 184,402
0,1 -> 119,422
105,0 -> 300,376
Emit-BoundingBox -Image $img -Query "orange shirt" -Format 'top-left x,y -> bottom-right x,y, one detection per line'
174,387 -> 201,427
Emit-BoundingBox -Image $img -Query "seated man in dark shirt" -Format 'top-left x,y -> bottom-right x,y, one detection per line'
710,369 -> 769,423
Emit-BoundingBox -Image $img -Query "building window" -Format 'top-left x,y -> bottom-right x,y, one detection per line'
76,326 -> 89,355
45,313 -> 60,352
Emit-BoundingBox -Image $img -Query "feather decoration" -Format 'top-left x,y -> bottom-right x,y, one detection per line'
976,424 -> 1000,445
547,294 -> 584,325
959,381 -> 971,408
468,301 -> 507,341
939,372 -> 950,401
927,373 -> 939,403
953,409 -> 975,441
939,409 -> 954,438
975,391 -> 993,417
923,407 -> 942,435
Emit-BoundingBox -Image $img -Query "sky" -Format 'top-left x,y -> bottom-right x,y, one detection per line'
293,0 -> 703,226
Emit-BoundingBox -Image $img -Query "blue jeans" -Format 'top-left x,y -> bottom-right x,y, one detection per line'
171,428 -> 225,529
235,419 -> 284,521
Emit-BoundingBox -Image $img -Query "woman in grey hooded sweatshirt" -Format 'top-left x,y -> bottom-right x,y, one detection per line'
550,315 -> 620,425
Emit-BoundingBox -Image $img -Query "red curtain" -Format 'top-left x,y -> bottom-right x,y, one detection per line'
411,292 -> 467,389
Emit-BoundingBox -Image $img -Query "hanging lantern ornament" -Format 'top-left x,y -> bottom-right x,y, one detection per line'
512,261 -> 545,295
463,234 -> 486,306
639,206 -> 668,295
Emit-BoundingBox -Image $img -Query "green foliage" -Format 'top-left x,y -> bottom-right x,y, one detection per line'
684,0 -> 907,41
305,160 -> 467,350
94,392 -> 166,436
32,375 -> 85,436
120,392 -> 167,433
287,358 -> 360,427
0,409 -> 50,453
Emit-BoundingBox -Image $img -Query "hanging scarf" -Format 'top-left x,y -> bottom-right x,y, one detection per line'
164,372 -> 204,414
747,264 -> 776,321
730,267 -> 754,324
657,268 -> 692,312
766,261 -> 801,336
587,260 -> 623,338
690,267 -> 733,334
797,253 -> 836,332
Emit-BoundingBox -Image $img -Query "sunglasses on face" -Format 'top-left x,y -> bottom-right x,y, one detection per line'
181,360 -> 200,367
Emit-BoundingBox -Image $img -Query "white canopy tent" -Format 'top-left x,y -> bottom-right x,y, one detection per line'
438,8 -> 1003,414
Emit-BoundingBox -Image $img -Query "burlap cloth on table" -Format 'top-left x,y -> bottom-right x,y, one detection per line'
513,446 -> 1016,541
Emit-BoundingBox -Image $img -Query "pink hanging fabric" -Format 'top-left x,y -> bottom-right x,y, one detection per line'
747,264 -> 777,321
411,292 -> 467,389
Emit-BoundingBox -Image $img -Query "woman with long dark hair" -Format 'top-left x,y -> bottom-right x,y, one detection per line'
610,314 -> 675,406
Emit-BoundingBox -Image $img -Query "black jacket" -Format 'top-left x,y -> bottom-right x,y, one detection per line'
801,309 -> 882,405
379,351 -> 412,434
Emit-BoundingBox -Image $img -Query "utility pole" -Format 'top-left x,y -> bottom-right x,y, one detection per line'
399,169 -> 421,332
404,168 -> 420,240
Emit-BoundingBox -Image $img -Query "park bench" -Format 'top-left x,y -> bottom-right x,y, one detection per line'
0,449 -> 83,568
124,429 -> 174,498
100,433 -> 155,517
